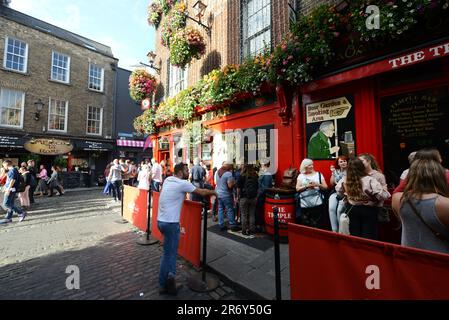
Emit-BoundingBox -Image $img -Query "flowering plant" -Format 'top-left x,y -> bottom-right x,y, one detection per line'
160,0 -> 178,14
235,53 -> 270,95
160,2 -> 187,47
147,1 -> 163,28
352,0 -> 430,42
134,109 -> 156,135
170,27 -> 206,68
129,69 -> 157,102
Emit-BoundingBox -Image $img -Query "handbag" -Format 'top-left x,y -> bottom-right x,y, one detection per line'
407,199 -> 449,245
338,205 -> 353,235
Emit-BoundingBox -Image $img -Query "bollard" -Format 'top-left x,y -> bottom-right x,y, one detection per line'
137,189 -> 158,245
187,200 -> 219,292
273,206 -> 282,300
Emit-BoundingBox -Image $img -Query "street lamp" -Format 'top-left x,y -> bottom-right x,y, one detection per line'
139,51 -> 161,74
33,99 -> 44,121
188,0 -> 211,36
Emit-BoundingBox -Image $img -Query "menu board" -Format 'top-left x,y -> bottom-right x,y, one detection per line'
381,86 -> 449,184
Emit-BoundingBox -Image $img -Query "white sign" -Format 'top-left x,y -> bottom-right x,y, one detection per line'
306,97 -> 352,124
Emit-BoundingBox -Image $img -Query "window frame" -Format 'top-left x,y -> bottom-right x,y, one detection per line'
240,0 -> 272,61
51,51 -> 71,84
0,87 -> 25,129
168,63 -> 188,97
86,105 -> 103,136
3,36 -> 29,74
47,97 -> 69,133
88,63 -> 105,92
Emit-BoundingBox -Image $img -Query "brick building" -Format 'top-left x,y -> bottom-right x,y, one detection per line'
0,4 -> 118,187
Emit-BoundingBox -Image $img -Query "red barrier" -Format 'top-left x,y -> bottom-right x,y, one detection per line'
151,191 -> 202,268
123,185 -> 148,232
288,223 -> 449,300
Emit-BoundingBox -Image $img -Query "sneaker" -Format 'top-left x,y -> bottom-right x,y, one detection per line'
0,218 -> 12,225
18,211 -> 27,222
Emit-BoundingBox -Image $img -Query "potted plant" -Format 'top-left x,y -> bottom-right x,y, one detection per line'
169,27 -> 206,68
147,1 -> 163,28
129,69 -> 158,103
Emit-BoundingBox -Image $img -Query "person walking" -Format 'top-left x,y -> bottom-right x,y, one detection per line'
37,165 -> 49,196
328,156 -> 348,232
108,159 -> 125,201
237,164 -> 259,235
215,161 -> 240,232
392,157 -> 449,254
0,160 -> 26,224
27,160 -> 38,205
296,159 -> 328,229
256,159 -> 274,232
122,160 -> 131,186
137,164 -> 152,191
47,166 -> 64,197
157,163 -> 216,295
190,158 -> 206,202
151,158 -> 163,192
18,166 -> 31,208
336,158 -> 391,240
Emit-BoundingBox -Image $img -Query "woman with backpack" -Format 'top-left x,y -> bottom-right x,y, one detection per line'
296,159 -> 328,229
328,156 -> 348,232
237,164 -> 259,235
336,158 -> 390,240
18,166 -> 31,208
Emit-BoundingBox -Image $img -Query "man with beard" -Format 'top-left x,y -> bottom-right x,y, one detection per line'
157,162 -> 216,295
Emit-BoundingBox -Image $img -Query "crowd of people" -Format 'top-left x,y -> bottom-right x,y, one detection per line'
0,159 -> 66,225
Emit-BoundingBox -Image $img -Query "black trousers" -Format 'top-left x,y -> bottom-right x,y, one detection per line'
29,185 -> 36,204
347,205 -> 379,240
49,185 -> 63,196
298,205 -> 325,229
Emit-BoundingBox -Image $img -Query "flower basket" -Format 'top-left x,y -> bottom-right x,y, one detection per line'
129,69 -> 157,103
160,2 -> 187,47
147,1 -> 163,28
170,28 -> 206,68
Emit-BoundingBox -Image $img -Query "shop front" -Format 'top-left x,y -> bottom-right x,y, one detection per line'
115,138 -> 151,163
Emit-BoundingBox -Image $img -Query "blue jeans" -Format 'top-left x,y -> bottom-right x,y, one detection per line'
158,221 -> 180,289
152,181 -> 161,192
218,197 -> 236,228
111,180 -> 122,201
3,192 -> 24,219
328,193 -> 346,232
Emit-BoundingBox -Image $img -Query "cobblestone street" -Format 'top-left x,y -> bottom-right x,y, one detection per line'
0,190 -> 242,300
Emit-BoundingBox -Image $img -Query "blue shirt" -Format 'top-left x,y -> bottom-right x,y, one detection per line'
5,167 -> 18,189
216,171 -> 234,199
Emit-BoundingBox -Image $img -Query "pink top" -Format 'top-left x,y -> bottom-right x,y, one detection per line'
38,169 -> 48,179
336,175 -> 391,207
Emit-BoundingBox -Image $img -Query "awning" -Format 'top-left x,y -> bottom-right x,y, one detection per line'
116,139 -> 145,148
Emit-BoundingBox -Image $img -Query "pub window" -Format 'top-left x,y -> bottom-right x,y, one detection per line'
51,51 -> 71,83
0,88 -> 25,128
86,106 -> 103,135
305,96 -> 356,160
241,0 -> 272,60
168,62 -> 188,97
3,37 -> 28,73
48,98 -> 68,132
88,63 -> 104,92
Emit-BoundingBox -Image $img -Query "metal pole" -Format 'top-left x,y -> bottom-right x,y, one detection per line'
137,188 -> 158,245
273,206 -> 282,300
202,201 -> 208,282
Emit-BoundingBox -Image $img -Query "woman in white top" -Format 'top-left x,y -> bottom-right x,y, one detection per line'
296,159 -> 328,229
137,164 -> 152,190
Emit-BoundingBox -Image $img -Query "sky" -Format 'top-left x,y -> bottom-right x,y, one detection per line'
10,0 -> 156,70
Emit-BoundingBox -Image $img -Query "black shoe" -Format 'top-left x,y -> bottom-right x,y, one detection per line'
230,225 -> 242,232
166,277 -> 179,295
219,226 -> 228,231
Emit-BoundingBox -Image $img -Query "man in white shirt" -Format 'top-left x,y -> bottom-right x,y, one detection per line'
151,158 -> 163,192
157,163 -> 216,295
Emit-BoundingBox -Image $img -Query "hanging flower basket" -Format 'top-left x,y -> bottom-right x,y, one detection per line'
147,1 -> 163,28
129,69 -> 157,103
160,0 -> 178,14
170,27 -> 206,68
160,2 -> 187,47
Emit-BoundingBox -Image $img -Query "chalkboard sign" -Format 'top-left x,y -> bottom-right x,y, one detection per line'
381,86 -> 449,185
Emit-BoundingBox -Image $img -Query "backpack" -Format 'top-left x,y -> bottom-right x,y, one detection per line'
16,174 -> 26,193
244,176 -> 259,199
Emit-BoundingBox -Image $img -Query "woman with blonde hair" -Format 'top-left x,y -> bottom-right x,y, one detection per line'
336,158 -> 390,240
137,164 -> 152,191
392,158 -> 449,254
296,159 -> 328,229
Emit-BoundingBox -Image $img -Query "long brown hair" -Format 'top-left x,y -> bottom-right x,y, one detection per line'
401,158 -> 449,202
359,153 -> 381,172
345,158 -> 369,202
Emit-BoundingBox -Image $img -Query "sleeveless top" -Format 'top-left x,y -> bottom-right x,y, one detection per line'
400,197 -> 449,254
